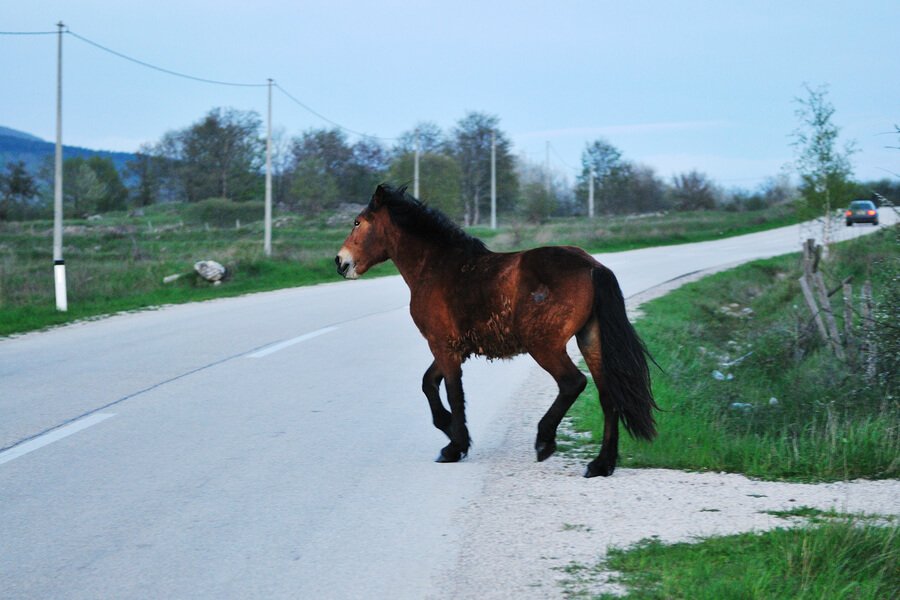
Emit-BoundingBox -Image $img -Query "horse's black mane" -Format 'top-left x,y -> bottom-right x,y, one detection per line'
370,184 -> 490,256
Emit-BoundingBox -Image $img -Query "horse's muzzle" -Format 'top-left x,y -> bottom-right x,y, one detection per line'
335,255 -> 349,277
335,253 -> 358,279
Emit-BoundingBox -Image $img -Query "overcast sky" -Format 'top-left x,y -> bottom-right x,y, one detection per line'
3,1 -> 897,190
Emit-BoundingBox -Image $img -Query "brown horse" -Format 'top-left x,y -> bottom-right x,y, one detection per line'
336,184 -> 657,477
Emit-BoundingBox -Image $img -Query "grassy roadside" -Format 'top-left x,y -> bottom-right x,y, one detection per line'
559,512 -> 898,599
570,226 -> 899,482
0,203 -> 797,337
558,229 -> 899,598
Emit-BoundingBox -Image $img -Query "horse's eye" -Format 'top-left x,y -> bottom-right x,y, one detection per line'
354,220 -> 361,228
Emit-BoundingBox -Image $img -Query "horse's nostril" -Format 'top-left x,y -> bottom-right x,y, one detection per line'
335,256 -> 349,276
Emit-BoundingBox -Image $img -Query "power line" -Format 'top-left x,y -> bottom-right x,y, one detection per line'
274,83 -> 398,141
547,141 -> 580,172
0,31 -> 58,35
19,26 -> 399,140
64,29 -> 268,88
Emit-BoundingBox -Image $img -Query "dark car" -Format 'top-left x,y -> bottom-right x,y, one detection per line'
845,200 -> 878,226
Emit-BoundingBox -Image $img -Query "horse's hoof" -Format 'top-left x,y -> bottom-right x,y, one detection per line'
435,445 -> 466,463
584,460 -> 615,478
535,440 -> 557,462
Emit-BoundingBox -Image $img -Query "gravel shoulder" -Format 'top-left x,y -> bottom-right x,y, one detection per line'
429,268 -> 900,599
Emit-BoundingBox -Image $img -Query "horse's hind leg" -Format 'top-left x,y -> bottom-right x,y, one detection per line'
422,361 -> 451,438
577,318 -> 619,477
530,346 -> 587,462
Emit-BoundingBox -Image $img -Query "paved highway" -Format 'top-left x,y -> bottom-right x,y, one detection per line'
0,214 -> 893,598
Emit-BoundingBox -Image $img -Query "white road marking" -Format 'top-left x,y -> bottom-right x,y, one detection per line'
0,413 -> 116,465
246,326 -> 340,359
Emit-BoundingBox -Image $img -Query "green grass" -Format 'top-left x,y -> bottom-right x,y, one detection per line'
0,203 -> 798,336
569,226 -> 899,481
474,204 -> 798,253
567,517 -> 899,599
764,506 -> 895,524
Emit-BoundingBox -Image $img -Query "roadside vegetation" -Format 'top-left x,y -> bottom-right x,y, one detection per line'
569,226 -> 899,481
559,512 -> 898,599
0,202 -> 798,337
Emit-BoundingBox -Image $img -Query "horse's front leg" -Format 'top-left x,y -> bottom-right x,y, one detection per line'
422,361 -> 451,438
434,361 -> 470,463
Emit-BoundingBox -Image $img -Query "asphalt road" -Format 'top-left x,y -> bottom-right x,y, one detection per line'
0,215 -> 893,598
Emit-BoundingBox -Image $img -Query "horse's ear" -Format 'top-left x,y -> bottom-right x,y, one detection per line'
371,184 -> 387,209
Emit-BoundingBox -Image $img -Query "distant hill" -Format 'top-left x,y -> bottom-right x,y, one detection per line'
0,126 -> 137,176
0,126 -> 44,142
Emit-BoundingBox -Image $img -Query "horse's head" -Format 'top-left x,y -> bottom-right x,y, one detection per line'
335,184 -> 394,279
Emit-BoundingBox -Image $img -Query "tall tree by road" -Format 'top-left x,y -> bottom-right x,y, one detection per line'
452,112 -> 518,225
791,84 -> 856,247
576,138 -> 626,214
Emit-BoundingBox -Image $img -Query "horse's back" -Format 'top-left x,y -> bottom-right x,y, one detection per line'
518,245 -> 601,274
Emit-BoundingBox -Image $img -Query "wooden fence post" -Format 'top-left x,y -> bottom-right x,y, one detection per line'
798,239 -> 847,359
842,281 -> 853,351
812,270 -> 845,359
861,280 -> 876,381
799,275 -> 829,343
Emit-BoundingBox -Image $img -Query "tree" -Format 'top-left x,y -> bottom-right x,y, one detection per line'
393,122 -> 448,157
345,137 -> 390,200
59,156 -> 127,216
153,108 -> 264,202
519,181 -> 556,223
85,156 -> 128,212
791,84 -> 856,245
756,174 -> 796,209
515,154 -> 561,221
619,163 -> 668,213
289,156 -> 340,213
290,128 -> 353,185
0,161 -> 39,220
671,170 -> 718,211
285,128 -> 388,208
575,138 -> 624,214
451,111 -> 518,225
268,127 -> 294,208
126,144 -> 163,207
64,159 -> 107,216
388,151 -> 462,218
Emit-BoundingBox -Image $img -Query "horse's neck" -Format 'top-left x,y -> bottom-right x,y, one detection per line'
390,234 -> 462,290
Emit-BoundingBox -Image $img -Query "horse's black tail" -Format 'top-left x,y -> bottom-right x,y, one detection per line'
592,266 -> 658,440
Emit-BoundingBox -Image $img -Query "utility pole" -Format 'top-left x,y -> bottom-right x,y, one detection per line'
53,21 -> 67,312
545,141 -> 551,195
490,130 -> 496,230
413,129 -> 420,198
264,78 -> 273,256
588,169 -> 595,218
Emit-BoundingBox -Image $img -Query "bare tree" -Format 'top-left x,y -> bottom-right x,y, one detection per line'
452,112 -> 517,226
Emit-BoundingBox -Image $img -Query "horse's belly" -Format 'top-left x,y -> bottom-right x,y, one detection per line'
447,301 -> 525,360
448,328 -> 526,361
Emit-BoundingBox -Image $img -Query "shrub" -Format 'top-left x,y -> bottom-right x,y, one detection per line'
184,198 -> 265,228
